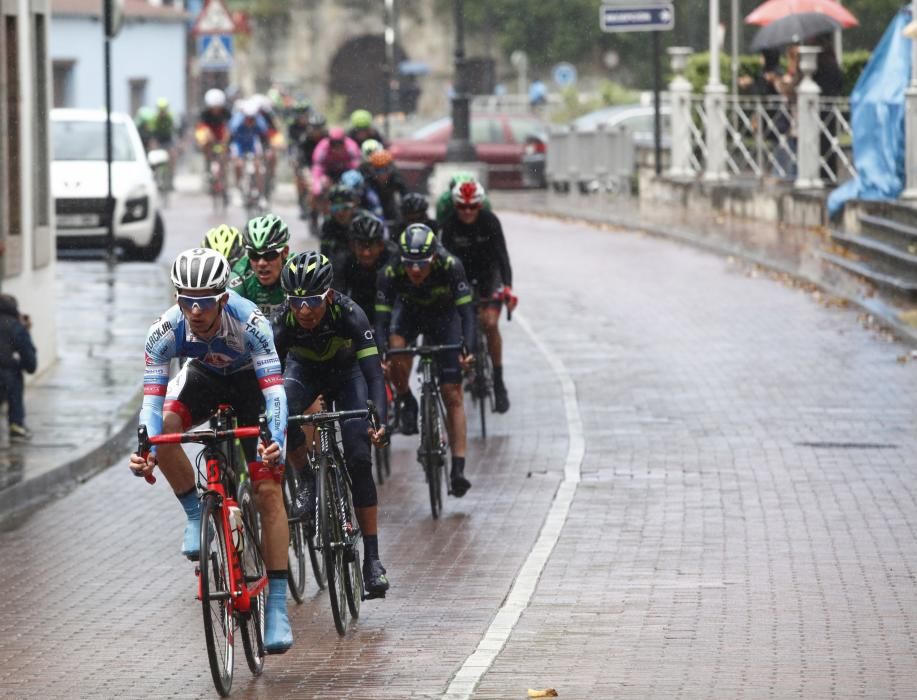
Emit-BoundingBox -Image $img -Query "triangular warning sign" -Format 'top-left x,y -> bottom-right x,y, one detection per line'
193,0 -> 235,35
200,36 -> 232,67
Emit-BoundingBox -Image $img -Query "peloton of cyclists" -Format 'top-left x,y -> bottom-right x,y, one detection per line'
129,247 -> 293,653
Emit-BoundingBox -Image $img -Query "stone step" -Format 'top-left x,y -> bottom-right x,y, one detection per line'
856,199 -> 917,231
857,212 -> 917,253
830,230 -> 917,279
817,250 -> 917,300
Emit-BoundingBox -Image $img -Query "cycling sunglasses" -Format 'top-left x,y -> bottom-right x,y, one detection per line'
289,289 -> 330,310
455,203 -> 481,212
402,254 -> 435,269
330,202 -> 355,214
176,292 -> 226,313
247,248 -> 283,262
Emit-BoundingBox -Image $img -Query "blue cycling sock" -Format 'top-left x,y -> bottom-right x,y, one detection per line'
268,571 -> 287,604
177,488 -> 200,520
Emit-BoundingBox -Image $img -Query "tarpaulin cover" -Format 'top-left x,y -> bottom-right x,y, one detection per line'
827,9 -> 912,217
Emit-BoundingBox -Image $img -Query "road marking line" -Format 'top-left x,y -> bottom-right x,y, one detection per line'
444,311 -> 584,699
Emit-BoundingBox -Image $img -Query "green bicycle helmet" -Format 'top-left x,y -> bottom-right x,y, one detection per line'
399,223 -> 438,261
282,251 -> 334,296
244,214 -> 289,252
201,225 -> 245,265
350,109 -> 373,129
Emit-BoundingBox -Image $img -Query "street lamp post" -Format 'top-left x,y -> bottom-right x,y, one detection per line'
445,0 -> 476,163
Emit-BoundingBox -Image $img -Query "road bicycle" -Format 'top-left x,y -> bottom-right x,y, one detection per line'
386,344 -> 462,519
374,381 -> 395,485
207,143 -> 229,213
137,406 -> 270,697
466,286 -> 516,439
287,399 -> 382,635
242,152 -> 265,217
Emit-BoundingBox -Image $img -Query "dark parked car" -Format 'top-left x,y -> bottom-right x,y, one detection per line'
390,113 -> 547,191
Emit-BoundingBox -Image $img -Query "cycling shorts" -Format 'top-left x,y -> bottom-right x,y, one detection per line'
230,139 -> 263,158
390,304 -> 463,385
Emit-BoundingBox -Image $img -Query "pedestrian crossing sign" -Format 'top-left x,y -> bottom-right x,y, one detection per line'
198,34 -> 233,70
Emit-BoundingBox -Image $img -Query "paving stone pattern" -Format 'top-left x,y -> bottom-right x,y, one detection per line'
1,207 -> 916,698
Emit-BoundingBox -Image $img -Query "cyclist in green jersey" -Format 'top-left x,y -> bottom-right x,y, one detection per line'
229,214 -> 291,319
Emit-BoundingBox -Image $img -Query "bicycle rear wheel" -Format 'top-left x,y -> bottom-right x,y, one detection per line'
421,388 -> 443,518
237,482 -> 266,676
318,457 -> 348,635
199,494 -> 234,697
282,466 -> 308,603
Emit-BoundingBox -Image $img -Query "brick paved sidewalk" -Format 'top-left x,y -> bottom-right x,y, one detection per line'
0,260 -> 172,518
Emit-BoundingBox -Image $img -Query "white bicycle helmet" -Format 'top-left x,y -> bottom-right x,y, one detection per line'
170,248 -> 230,291
204,88 -> 226,108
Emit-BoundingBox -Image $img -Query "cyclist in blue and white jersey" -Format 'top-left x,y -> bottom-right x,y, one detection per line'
129,248 -> 293,654
229,98 -> 269,206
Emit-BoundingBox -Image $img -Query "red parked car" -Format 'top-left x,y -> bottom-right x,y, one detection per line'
390,113 -> 547,191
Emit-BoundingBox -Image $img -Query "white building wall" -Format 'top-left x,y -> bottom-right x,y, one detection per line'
4,0 -> 56,375
50,15 -> 187,119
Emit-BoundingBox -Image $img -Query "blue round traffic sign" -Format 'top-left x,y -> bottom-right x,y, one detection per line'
552,62 -> 577,88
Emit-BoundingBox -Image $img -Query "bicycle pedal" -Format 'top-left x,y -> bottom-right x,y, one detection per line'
364,591 -> 386,600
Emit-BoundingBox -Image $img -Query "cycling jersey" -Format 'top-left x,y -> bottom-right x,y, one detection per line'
288,124 -> 323,165
364,171 -> 408,224
229,112 -> 268,156
335,242 -> 398,324
359,185 -> 385,220
228,256 -> 287,319
310,137 -> 361,195
439,208 -> 513,295
151,111 -> 175,144
197,107 -> 231,142
140,290 -> 287,449
347,127 -> 387,147
374,247 -> 476,353
273,291 -> 386,423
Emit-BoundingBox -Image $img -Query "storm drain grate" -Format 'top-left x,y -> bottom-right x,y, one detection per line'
795,441 -> 898,450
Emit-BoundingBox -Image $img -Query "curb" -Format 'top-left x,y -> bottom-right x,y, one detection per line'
0,385 -> 143,523
513,200 -> 917,348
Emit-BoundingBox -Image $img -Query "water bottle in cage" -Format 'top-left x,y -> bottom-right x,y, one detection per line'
228,505 -> 245,553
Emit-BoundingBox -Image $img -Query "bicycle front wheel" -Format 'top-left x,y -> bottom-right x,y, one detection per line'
318,457 -> 348,635
199,494 -> 234,697
237,482 -> 266,676
343,484 -> 362,619
421,388 -> 443,519
282,466 -> 308,603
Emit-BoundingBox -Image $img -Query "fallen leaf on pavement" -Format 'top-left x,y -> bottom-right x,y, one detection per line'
527,690 -> 559,698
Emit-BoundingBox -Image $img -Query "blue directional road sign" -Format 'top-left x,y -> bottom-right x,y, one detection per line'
198,34 -> 233,71
552,62 -> 578,88
600,3 -> 674,33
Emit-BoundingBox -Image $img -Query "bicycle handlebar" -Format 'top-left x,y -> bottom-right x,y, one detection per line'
134,416 -> 272,486
385,343 -> 464,358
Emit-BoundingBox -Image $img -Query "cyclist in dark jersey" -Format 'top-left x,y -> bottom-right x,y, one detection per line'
364,149 -> 408,230
320,184 -> 365,272
375,224 -> 476,497
335,213 -> 397,324
439,179 -> 516,413
400,192 -> 438,233
273,252 -> 390,596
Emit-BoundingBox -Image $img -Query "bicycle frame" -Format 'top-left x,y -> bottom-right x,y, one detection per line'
138,406 -> 270,614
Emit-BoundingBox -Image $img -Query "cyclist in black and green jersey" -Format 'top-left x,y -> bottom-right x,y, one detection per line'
375,224 -> 476,497
201,224 -> 246,267
335,213 -> 397,324
273,252 -> 391,596
434,171 -> 491,224
229,214 -> 291,318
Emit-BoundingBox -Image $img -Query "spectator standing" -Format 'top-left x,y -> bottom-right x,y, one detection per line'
0,293 -> 37,442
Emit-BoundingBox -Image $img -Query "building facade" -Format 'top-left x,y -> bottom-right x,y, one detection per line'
1,0 -> 56,372
50,0 -> 187,121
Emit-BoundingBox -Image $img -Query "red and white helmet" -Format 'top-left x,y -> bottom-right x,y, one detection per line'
451,179 -> 485,206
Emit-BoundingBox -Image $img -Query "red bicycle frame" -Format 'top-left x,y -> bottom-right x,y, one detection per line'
137,407 -> 270,614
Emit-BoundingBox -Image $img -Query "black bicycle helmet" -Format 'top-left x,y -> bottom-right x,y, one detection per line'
244,214 -> 289,252
349,214 -> 385,243
400,192 -> 429,217
281,251 -> 334,296
329,184 -> 355,207
308,112 -> 327,128
398,223 -> 437,261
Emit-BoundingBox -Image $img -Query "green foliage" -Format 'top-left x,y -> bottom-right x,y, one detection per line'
549,80 -> 639,124
840,50 -> 871,96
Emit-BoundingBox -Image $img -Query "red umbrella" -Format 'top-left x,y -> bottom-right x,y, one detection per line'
745,0 -> 859,29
